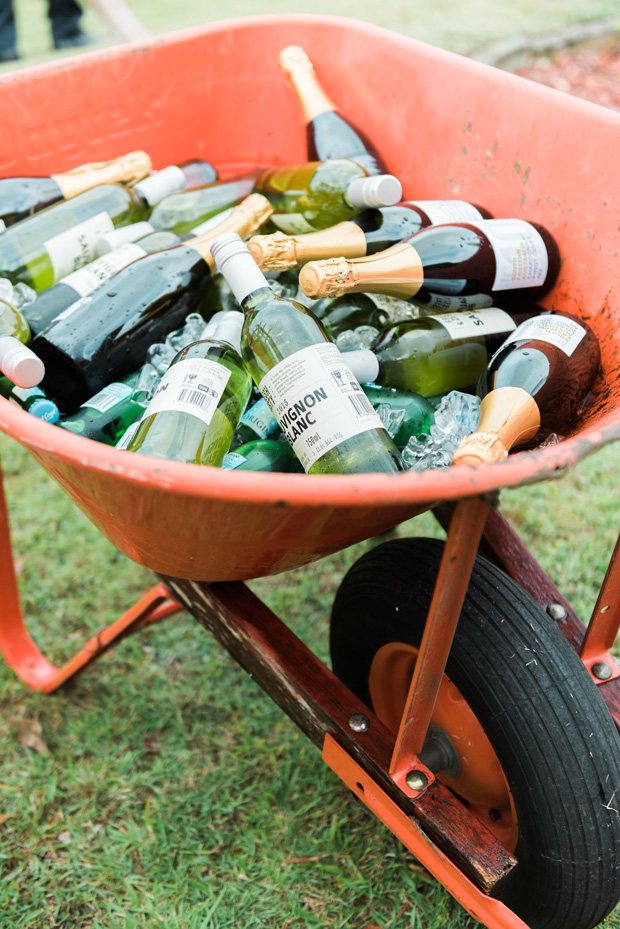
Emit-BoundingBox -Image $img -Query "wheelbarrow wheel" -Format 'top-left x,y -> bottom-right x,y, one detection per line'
330,537 -> 620,929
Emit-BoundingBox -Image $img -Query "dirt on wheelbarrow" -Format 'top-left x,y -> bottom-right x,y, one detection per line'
515,34 -> 620,111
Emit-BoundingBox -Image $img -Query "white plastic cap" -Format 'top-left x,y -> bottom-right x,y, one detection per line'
210,310 -> 244,353
342,348 -> 379,385
346,174 -> 403,210
134,165 -> 187,206
211,233 -> 269,304
0,336 -> 45,388
96,221 -> 155,256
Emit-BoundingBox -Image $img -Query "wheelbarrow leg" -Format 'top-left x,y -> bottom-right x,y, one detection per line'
0,452 -> 183,692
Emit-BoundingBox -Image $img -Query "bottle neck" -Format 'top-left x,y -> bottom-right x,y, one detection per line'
52,150 -> 152,199
248,221 -> 367,271
452,386 -> 541,465
133,166 -> 186,207
299,242 -> 424,300
279,46 -> 336,123
185,194 -> 273,270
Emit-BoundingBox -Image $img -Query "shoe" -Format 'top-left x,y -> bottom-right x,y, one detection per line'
0,47 -> 18,62
53,30 -> 96,50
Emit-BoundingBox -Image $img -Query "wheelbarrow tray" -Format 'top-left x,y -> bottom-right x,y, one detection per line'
0,14 -> 619,582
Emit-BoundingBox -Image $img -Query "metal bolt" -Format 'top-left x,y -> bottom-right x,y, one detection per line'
405,770 -> 428,792
547,603 -> 567,623
348,713 -> 370,733
592,662 -> 613,681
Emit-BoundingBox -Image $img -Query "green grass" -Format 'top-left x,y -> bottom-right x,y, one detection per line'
1,0 -> 620,926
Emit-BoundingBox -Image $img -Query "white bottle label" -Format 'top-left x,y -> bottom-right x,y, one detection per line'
80,381 -> 133,413
116,419 -> 141,450
259,342 -> 383,472
142,357 -> 231,428
431,307 -> 516,340
408,200 -> 484,225
222,451 -> 247,470
271,213 -> 316,235
45,212 -> 115,281
469,219 -> 548,291
190,207 -> 235,236
0,218 -> 5,232
61,242 -> 147,298
239,397 -> 278,438
503,314 -> 587,357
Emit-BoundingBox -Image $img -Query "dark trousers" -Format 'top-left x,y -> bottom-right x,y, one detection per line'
0,0 -> 83,51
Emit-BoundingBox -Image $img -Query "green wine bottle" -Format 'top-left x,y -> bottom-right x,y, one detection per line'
127,311 -> 252,466
0,159 -> 187,291
362,384 -> 434,448
370,307 -> 529,397
222,437 -> 303,472
311,292 -> 417,339
148,173 -> 261,235
230,396 -> 280,450
255,160 -> 402,234
58,372 -> 146,445
210,233 -> 406,475
0,298 -> 44,387
0,375 -> 59,421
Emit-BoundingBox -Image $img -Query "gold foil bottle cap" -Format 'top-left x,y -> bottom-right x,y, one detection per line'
300,257 -> 359,299
189,194 -> 273,270
247,231 -> 298,271
278,45 -> 336,122
53,150 -> 153,198
279,45 -> 315,75
452,387 -> 541,466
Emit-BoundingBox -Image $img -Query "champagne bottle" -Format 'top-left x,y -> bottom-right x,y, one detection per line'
370,307 -> 533,397
299,218 -> 561,310
58,372 -> 146,445
32,195 -> 273,408
311,292 -> 417,340
0,150 -> 153,230
0,159 -> 187,291
223,437 -> 303,473
453,312 -> 601,465
0,375 -> 59,421
210,232 -> 406,475
248,200 -> 492,272
148,173 -> 261,235
255,160 -> 402,234
127,312 -> 252,466
25,232 -> 189,339
0,298 -> 44,387
279,45 -> 386,176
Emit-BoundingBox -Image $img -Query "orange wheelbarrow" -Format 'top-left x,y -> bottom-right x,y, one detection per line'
1,15 -> 620,929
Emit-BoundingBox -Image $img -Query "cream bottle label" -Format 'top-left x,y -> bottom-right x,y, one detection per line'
421,293 -> 494,311
259,342 -> 383,471
239,397 -> 278,438
409,200 -> 484,224
470,219 -> 548,291
432,307 -> 516,340
504,314 -> 587,357
143,358 -> 231,427
61,242 -> 146,297
80,381 -> 133,413
45,212 -> 115,281
271,213 -> 317,235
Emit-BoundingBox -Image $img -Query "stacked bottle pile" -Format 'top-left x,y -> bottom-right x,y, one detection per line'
0,46 -> 600,474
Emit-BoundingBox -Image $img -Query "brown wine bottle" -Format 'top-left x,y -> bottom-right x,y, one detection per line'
453,312 -> 600,465
299,218 -> 560,311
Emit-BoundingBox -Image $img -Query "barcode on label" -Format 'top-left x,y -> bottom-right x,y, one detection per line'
178,387 -> 211,408
348,393 -> 375,417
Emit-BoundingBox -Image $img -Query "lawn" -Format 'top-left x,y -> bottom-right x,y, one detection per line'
1,1 -> 620,928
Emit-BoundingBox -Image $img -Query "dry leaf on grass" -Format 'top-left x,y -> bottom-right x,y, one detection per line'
18,719 -> 52,756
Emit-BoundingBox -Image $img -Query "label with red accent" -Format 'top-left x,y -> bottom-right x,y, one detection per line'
45,211 -> 115,281
431,307 -> 516,340
504,314 -> 587,356
409,200 -> 485,224
470,219 -> 548,291
142,357 -> 231,427
258,342 -> 383,471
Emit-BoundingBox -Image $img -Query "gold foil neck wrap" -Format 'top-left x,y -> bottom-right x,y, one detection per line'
452,387 -> 541,466
300,241 -> 423,300
188,194 -> 273,270
248,221 -> 366,271
52,150 -> 153,198
279,45 -> 336,123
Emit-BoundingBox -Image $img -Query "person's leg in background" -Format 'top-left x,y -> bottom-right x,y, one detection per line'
48,0 -> 93,49
0,0 -> 18,61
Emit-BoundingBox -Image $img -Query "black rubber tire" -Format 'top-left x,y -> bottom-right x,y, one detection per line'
329,537 -> 620,929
